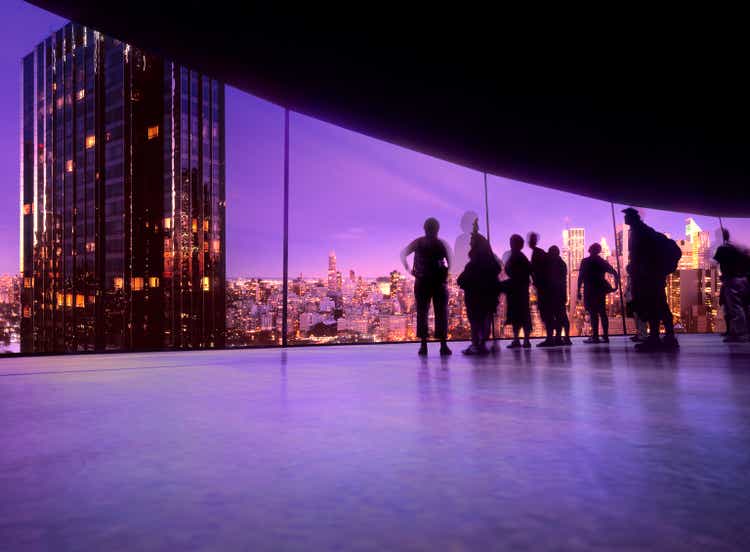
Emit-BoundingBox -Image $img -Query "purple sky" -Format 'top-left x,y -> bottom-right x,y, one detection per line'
2,2 -> 749,279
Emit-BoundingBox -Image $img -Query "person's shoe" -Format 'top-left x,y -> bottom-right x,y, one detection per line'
507,339 -> 521,349
601,336 -> 610,343
537,338 -> 556,347
635,337 -> 661,352
462,345 -> 475,355
583,337 -> 600,344
562,337 -> 573,346
522,340 -> 532,349
439,343 -> 452,356
418,343 -> 428,356
723,335 -> 749,343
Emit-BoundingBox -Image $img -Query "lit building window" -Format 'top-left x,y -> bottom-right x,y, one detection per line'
86,135 -> 95,149
163,217 -> 172,229
202,276 -> 210,291
52,82 -> 57,91
75,294 -> 85,308
132,277 -> 144,291
88,295 -> 96,305
203,242 -> 209,253
23,203 -> 33,215
212,240 -> 221,254
149,276 -> 160,288
77,89 -> 85,101
66,160 -> 73,173
203,219 -> 209,232
65,293 -> 73,307
56,293 -> 63,307
23,277 -> 33,288
147,125 -> 159,140
113,277 -> 124,290
23,306 -> 31,318
192,219 -> 198,233
56,97 -> 63,109
85,242 -> 95,252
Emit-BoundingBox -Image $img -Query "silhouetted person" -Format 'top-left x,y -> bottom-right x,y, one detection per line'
504,234 -> 532,348
528,232 -> 555,347
623,207 -> 680,352
714,229 -> 750,343
547,245 -> 572,345
577,242 -> 618,343
457,220 -> 502,355
401,217 -> 452,356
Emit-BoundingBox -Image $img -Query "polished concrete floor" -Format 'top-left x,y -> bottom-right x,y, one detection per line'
1,335 -> 749,551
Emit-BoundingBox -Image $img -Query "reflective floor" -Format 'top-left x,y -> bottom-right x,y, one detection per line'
1,335 -> 750,551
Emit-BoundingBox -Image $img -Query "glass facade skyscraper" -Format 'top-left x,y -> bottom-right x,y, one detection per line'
20,23 -> 225,353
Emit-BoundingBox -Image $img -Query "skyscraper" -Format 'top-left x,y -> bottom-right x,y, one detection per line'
327,251 -> 339,292
20,24 -> 225,353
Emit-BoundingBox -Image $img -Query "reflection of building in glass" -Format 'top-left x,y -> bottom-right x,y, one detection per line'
20,23 -> 225,353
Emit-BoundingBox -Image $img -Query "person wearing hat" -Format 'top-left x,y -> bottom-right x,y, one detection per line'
623,207 -> 679,352
577,242 -> 618,343
401,217 -> 453,356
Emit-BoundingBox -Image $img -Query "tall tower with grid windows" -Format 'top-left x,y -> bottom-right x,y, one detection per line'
20,23 -> 225,353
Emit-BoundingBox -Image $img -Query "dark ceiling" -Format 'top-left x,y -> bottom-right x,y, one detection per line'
29,2 -> 750,216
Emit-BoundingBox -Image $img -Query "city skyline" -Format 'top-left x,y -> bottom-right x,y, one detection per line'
1,2 -> 749,282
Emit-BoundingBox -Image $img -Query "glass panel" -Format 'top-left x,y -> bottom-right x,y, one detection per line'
288,113 -> 486,346
224,88 -> 284,347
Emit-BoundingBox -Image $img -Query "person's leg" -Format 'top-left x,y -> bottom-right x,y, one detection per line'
415,279 -> 429,355
508,323 -> 521,348
590,308 -> 600,339
724,277 -> 749,341
600,304 -> 609,341
433,283 -> 451,355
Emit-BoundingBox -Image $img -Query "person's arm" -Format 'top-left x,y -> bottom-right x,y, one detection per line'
441,239 -> 454,272
400,239 -> 418,274
606,262 -> 619,290
577,261 -> 584,299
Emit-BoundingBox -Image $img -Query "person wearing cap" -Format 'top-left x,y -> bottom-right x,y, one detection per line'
577,242 -> 618,343
401,217 -> 453,356
623,207 -> 679,351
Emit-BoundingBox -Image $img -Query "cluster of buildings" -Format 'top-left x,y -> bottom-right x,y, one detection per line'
226,218 -> 725,348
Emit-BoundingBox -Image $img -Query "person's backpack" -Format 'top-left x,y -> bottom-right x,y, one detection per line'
656,232 -> 682,275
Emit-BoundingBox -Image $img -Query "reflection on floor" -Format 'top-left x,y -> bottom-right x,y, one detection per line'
1,335 -> 749,551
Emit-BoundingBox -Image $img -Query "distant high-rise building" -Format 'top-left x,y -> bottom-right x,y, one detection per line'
20,23 -> 225,353
563,227 -> 585,312
600,237 -> 611,259
327,251 -> 338,291
684,217 -> 711,269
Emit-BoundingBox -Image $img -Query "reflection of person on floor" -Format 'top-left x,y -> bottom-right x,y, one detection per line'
714,229 -> 750,343
577,242 -> 618,343
457,219 -> 502,355
401,217 -> 453,356
528,232 -> 555,346
504,234 -> 532,348
546,245 -> 572,345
